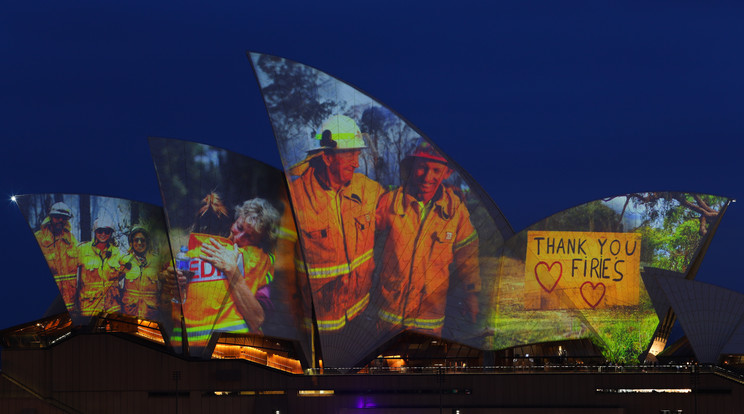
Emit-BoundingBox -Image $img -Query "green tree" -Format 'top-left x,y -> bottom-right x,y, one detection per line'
622,193 -> 728,273
255,55 -> 337,166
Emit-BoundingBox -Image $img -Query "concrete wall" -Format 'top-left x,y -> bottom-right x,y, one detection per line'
2,333 -> 743,413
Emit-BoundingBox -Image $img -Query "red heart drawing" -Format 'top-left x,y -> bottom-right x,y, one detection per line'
580,281 -> 606,309
534,261 -> 562,293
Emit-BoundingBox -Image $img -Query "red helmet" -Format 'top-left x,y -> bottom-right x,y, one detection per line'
407,141 -> 447,164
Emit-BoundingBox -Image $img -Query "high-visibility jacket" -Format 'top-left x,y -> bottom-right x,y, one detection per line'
34,217 -> 78,312
178,234 -> 274,351
120,251 -> 163,321
76,241 -> 122,316
375,186 -> 480,335
290,167 -> 383,332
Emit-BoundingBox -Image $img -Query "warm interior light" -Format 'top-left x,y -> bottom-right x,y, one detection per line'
596,388 -> 692,394
648,338 -> 666,356
298,390 -> 335,397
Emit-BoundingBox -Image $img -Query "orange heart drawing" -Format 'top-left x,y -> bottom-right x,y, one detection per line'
534,261 -> 562,293
580,281 -> 606,309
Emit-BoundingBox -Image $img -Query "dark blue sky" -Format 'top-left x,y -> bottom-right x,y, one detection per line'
1,1 -> 742,330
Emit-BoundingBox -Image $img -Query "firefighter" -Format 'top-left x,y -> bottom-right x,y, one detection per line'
120,226 -> 162,321
175,197 -> 279,354
375,141 -> 480,336
34,202 -> 79,314
287,114 -> 384,336
76,215 -> 122,317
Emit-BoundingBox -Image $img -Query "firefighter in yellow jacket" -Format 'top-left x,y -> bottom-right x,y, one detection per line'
120,226 -> 162,321
376,142 -> 480,336
34,202 -> 79,314
288,115 -> 384,333
176,198 -> 279,354
76,215 -> 122,317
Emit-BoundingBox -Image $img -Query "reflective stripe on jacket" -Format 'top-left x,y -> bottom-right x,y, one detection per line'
375,186 -> 479,334
34,219 -> 79,311
35,218 -> 79,275
182,237 -> 274,349
120,252 -> 163,321
290,167 -> 383,331
76,241 -> 121,316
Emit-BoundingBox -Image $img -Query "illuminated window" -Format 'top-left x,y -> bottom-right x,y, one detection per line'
298,390 -> 335,397
211,390 -> 285,396
596,388 -> 691,394
211,343 -> 302,374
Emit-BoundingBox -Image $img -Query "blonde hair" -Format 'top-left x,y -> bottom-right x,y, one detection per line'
235,198 -> 280,252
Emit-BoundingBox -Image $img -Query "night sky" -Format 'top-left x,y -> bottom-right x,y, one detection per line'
2,1 -> 743,331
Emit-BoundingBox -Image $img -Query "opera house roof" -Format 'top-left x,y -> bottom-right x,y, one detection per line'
4,52 -> 737,370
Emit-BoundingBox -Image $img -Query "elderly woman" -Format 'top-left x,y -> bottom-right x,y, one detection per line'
179,197 -> 280,347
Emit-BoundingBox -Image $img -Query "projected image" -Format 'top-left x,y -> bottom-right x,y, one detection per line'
16,194 -> 176,327
250,53 -> 512,367
491,192 -> 730,363
524,231 -> 642,310
149,138 -> 308,359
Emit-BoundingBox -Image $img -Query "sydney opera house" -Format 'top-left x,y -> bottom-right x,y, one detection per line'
2,52 -> 744,413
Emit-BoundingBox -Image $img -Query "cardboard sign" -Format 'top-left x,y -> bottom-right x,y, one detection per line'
524,231 -> 641,310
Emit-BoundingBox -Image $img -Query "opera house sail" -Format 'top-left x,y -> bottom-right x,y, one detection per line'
4,53 -> 734,378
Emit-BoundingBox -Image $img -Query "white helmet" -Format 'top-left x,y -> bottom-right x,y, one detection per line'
313,115 -> 366,151
49,202 -> 73,219
92,215 -> 115,233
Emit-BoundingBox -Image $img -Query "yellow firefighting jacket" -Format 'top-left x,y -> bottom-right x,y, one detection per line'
179,234 -> 274,350
290,167 -> 383,332
76,241 -> 122,316
34,218 -> 79,311
120,251 -> 162,321
375,186 -> 480,334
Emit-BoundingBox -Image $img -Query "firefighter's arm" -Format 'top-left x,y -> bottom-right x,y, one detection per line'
104,251 -> 124,281
374,189 -> 393,229
65,241 -> 79,271
200,238 -> 265,331
118,254 -> 134,273
453,210 -> 480,322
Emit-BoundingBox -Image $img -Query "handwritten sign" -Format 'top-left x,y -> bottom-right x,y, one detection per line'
524,231 -> 641,310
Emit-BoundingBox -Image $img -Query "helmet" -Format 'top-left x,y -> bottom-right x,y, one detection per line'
406,141 -> 447,164
128,226 -> 149,246
313,115 -> 366,151
49,202 -> 73,219
92,215 -> 116,233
